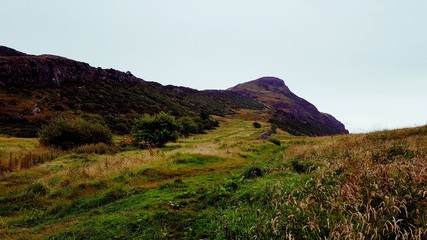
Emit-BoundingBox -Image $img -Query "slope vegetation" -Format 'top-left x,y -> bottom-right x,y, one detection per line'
0,116 -> 425,239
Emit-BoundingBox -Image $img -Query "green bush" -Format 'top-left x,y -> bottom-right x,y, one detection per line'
203,117 -> 220,130
39,116 -> 112,150
177,116 -> 199,137
253,122 -> 262,128
132,112 -> 180,147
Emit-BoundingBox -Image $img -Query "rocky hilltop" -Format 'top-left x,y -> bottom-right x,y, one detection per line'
0,46 -> 28,57
0,54 -> 140,87
229,77 -> 348,136
0,46 -> 347,137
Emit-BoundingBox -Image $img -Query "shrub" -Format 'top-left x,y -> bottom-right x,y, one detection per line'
203,118 -> 220,130
177,116 -> 199,137
132,112 -> 180,147
253,122 -> 262,128
197,113 -> 220,131
39,116 -> 112,150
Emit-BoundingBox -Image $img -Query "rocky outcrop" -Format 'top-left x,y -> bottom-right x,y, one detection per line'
229,77 -> 348,136
0,54 -> 141,87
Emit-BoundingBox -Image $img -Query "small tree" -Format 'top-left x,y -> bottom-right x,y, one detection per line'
132,112 -> 180,147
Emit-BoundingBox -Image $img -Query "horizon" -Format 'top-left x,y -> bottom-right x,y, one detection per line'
2,1 -> 426,133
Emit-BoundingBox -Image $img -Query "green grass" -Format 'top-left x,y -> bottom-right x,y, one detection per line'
0,118 -> 426,239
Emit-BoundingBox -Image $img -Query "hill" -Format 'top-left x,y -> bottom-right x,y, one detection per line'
0,46 -> 347,137
0,47 -> 264,137
229,77 -> 348,136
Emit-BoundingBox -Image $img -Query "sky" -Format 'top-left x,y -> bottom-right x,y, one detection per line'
2,0 -> 427,133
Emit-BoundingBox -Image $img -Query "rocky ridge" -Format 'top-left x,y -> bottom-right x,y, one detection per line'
229,77 -> 348,136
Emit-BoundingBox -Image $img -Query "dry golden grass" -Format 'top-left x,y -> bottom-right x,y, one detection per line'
0,136 -> 59,173
232,109 -> 273,122
262,126 -> 427,239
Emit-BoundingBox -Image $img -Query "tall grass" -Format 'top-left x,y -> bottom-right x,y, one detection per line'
253,126 -> 427,239
0,147 -> 59,173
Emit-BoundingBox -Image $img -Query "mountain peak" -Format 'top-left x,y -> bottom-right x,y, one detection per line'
0,46 -> 28,57
251,76 -> 285,87
229,76 -> 348,136
228,76 -> 291,95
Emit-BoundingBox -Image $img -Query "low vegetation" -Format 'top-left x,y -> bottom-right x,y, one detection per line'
0,76 -> 264,137
132,112 -> 181,148
39,116 -> 113,150
0,116 -> 426,239
132,112 -> 219,148
253,121 -> 262,128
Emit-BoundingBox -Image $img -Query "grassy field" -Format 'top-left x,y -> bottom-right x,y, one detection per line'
0,116 -> 426,239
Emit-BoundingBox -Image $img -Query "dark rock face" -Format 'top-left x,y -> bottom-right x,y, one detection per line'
0,46 -> 28,57
0,54 -> 141,87
229,77 -> 348,136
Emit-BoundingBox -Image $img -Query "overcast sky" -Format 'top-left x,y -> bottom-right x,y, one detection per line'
3,0 -> 427,133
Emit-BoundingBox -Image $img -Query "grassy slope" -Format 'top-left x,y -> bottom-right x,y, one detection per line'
0,80 -> 265,137
0,116 -> 426,239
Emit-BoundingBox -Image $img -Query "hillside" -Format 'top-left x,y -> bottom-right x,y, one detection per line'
0,47 -> 264,137
0,46 -> 347,137
0,118 -> 425,239
229,77 -> 348,136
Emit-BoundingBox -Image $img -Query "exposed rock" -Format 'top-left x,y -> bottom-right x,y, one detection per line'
32,104 -> 41,115
0,46 -> 28,57
0,54 -> 143,87
257,129 -> 276,140
229,77 -> 348,136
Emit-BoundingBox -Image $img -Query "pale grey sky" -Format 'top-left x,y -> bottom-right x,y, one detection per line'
3,0 -> 427,133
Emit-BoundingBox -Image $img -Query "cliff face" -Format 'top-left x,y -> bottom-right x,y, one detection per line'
229,77 -> 348,136
0,54 -> 140,87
